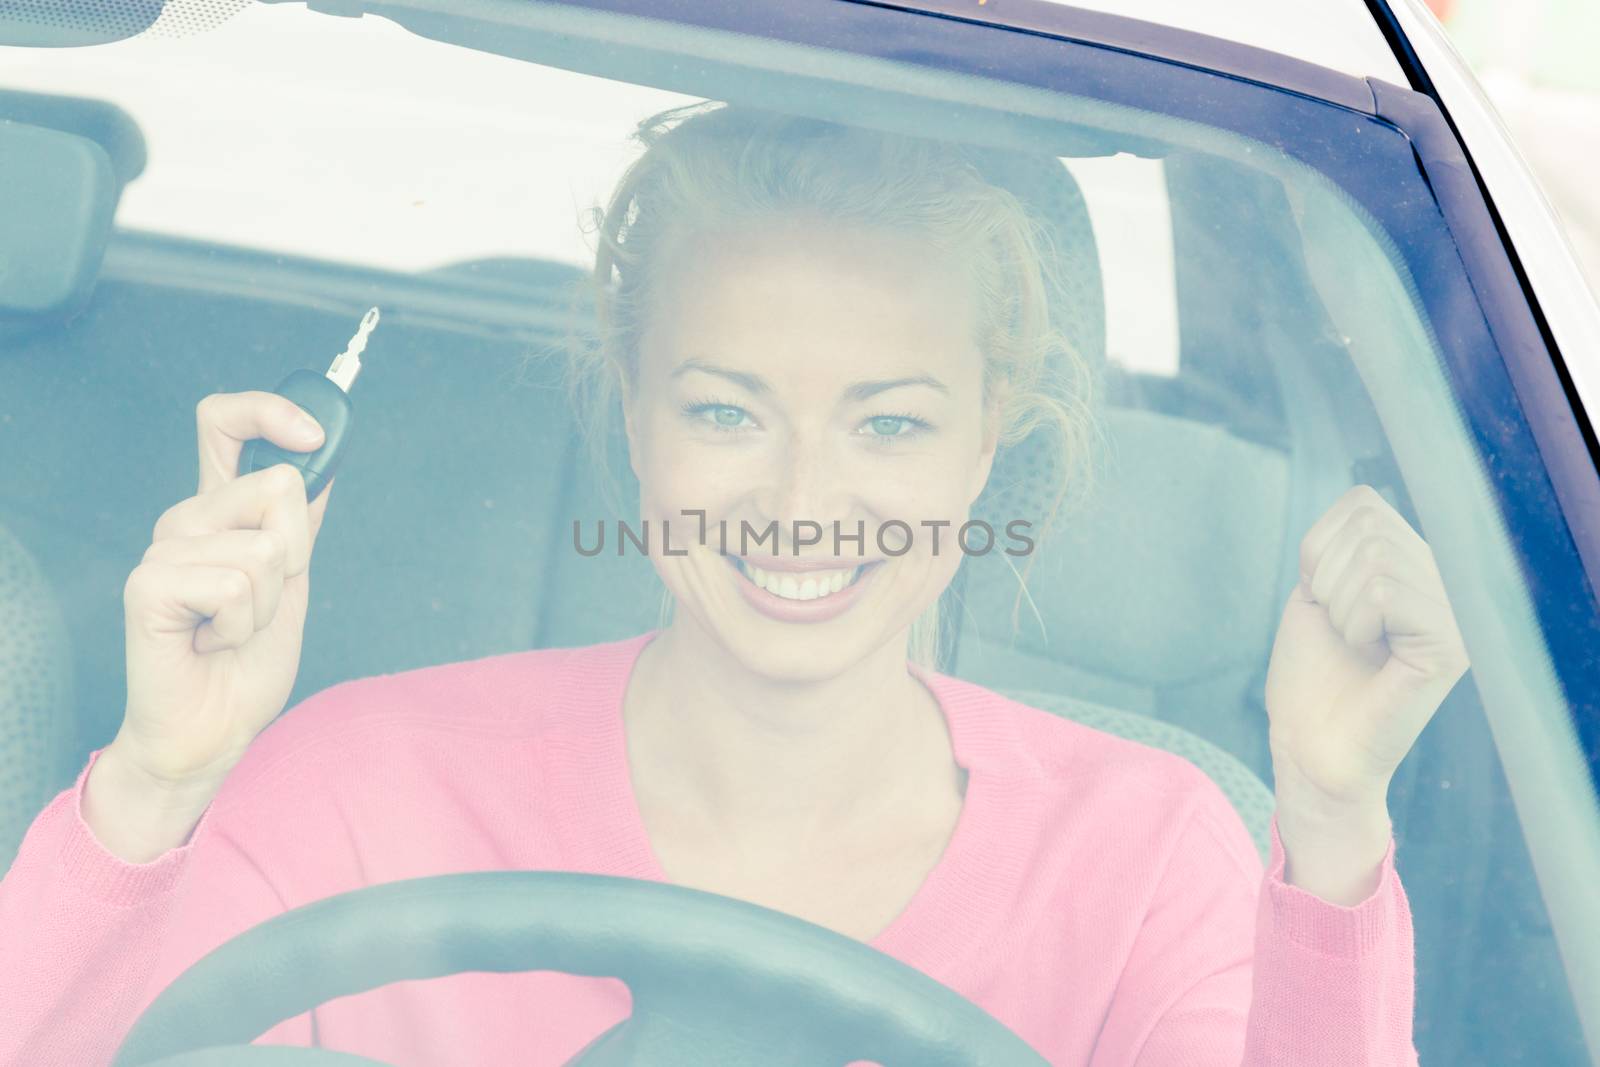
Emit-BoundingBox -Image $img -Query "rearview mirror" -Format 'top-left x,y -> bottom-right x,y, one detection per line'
0,120 -> 118,319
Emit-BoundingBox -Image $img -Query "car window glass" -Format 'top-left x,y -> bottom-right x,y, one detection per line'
0,5 -> 1593,1063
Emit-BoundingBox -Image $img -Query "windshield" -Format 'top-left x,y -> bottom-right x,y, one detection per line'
0,3 -> 1594,1065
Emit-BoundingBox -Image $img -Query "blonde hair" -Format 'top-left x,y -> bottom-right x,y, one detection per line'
567,102 -> 1101,667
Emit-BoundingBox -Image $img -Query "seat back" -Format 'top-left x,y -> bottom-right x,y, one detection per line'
951,153 -> 1294,775
0,527 -> 72,868
960,407 -> 1290,773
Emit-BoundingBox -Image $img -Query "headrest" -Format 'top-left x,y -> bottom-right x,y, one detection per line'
968,149 -> 1106,370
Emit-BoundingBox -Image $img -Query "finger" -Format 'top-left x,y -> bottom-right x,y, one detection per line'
125,562 -> 258,653
1336,566 -> 1466,679
1306,498 -> 1437,606
196,391 -> 325,496
307,478 -> 335,549
154,464 -> 313,577
1354,587 -> 1471,757
1350,497 -> 1440,583
1323,533 -> 1402,629
1298,484 -> 1387,587
1329,567 -> 1396,647
142,530 -> 287,631
194,582 -> 258,653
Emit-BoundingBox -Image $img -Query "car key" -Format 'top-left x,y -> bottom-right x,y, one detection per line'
237,307 -> 379,502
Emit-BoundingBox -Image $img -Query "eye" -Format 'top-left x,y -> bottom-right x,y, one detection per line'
682,400 -> 756,432
857,414 -> 927,440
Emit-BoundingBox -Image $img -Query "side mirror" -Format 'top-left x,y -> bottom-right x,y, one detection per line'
0,119 -> 118,319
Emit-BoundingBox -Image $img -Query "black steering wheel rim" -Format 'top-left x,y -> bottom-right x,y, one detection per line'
112,871 -> 1049,1067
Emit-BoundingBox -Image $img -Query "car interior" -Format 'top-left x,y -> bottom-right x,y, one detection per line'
0,20 -> 1588,1062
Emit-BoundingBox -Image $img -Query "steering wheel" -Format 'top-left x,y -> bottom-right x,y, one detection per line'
111,872 -> 1049,1067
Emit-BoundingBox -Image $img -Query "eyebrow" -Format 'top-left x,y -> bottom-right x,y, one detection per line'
672,360 -> 949,401
671,360 -> 770,394
844,374 -> 949,402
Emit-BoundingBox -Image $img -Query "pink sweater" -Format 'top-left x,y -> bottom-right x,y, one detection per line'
0,633 -> 1417,1065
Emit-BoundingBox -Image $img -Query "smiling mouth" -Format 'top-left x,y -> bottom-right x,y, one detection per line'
730,557 -> 876,601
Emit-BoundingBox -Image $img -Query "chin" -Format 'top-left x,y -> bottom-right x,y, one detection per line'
707,614 -> 902,685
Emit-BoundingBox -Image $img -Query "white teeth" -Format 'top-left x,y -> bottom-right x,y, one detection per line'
740,561 -> 863,602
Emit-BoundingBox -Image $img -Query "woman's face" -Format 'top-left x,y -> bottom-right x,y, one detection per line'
623,218 -> 1000,682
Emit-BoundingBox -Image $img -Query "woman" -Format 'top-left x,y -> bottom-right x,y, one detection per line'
0,105 -> 1467,1064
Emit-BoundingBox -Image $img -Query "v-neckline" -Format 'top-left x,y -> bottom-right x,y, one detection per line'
539,631 -> 1042,982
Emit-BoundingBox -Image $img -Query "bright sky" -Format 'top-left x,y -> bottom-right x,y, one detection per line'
0,3 -> 692,271
0,2 -> 1178,372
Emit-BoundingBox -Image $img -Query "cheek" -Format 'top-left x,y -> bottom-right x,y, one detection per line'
866,431 -> 991,524
849,480 -> 947,544
631,409 -> 753,514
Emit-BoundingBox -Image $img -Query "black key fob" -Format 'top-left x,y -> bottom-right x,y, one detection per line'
236,308 -> 376,502
238,369 -> 352,502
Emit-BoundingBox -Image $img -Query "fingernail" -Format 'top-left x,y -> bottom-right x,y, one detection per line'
294,414 -> 323,443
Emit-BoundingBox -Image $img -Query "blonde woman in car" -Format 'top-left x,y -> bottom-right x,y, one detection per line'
1,104 -> 1464,1065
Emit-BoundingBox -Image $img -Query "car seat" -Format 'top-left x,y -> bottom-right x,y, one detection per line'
0,528 -> 73,867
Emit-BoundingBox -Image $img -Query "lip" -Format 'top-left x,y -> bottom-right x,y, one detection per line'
727,556 -> 881,623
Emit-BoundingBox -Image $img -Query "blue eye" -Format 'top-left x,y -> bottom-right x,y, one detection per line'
683,400 -> 754,431
860,414 -> 926,440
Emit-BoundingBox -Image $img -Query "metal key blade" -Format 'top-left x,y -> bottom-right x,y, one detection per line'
326,307 -> 380,393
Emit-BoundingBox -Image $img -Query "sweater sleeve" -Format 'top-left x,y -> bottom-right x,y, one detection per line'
1098,793 -> 1418,1067
1236,819 -> 1417,1066
0,749 -> 311,1066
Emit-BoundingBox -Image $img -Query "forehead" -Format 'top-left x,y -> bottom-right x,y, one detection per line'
640,221 -> 982,384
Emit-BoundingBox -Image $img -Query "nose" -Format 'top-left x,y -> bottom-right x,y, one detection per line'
755,429 -> 848,541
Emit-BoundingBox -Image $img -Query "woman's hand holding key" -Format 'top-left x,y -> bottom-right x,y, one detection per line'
84,392 -> 336,863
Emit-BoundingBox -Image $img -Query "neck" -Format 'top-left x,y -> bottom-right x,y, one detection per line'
623,619 -> 961,849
